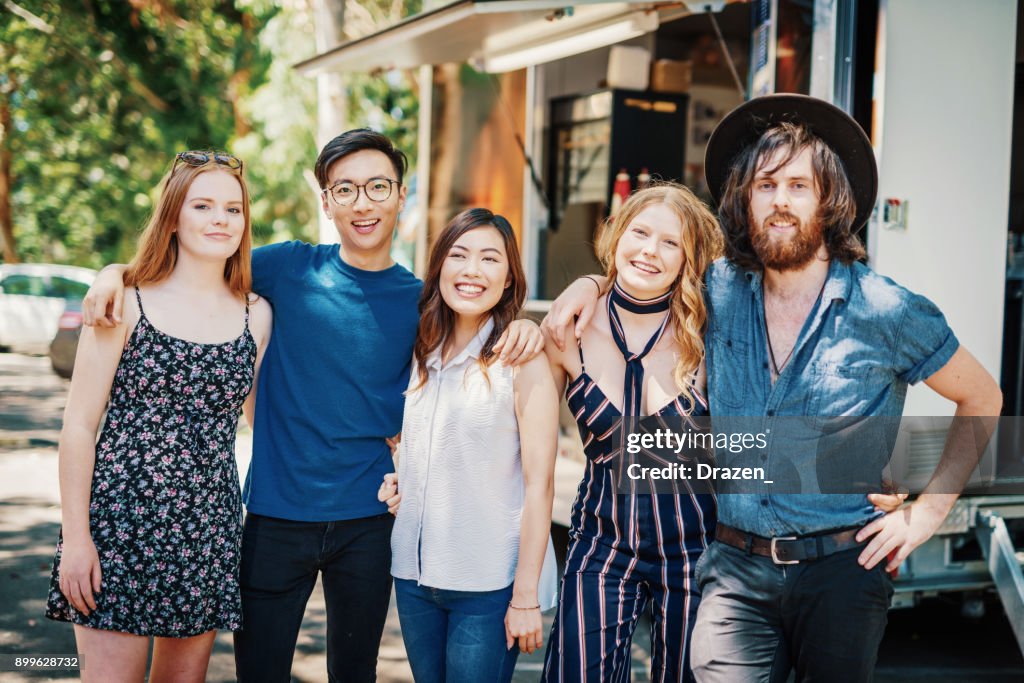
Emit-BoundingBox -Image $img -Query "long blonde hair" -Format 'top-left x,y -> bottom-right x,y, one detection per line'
124,157 -> 252,297
595,183 -> 723,411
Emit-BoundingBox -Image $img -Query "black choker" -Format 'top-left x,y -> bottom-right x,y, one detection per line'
609,280 -> 672,314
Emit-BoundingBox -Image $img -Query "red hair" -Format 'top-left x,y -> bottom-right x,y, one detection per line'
595,183 -> 722,410
124,159 -> 252,296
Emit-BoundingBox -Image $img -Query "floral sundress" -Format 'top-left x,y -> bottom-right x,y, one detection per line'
45,288 -> 256,637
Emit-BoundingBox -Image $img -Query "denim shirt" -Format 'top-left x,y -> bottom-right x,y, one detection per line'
705,258 -> 960,537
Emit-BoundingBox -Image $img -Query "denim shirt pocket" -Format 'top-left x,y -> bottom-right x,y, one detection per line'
808,362 -> 893,416
710,335 -> 751,412
808,363 -> 896,493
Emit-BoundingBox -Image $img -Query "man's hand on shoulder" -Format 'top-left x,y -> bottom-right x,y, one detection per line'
83,264 -> 129,327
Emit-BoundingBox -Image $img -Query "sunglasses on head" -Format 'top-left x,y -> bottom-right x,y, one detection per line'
173,150 -> 243,172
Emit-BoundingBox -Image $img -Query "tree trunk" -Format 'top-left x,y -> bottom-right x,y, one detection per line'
0,46 -> 19,264
229,68 -> 252,138
427,63 -> 462,248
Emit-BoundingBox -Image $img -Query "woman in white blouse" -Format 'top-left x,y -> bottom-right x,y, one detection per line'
382,208 -> 559,682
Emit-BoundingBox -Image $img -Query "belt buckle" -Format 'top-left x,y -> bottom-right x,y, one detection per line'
770,536 -> 800,565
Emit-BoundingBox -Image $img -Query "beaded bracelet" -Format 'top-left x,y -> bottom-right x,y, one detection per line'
508,602 -> 540,610
581,275 -> 601,292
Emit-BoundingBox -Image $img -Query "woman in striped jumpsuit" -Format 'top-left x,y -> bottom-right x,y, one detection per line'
542,184 -> 721,683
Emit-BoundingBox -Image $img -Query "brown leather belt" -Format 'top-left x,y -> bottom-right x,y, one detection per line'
715,523 -> 866,565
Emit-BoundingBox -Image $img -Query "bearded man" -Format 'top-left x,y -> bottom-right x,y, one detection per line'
544,94 -> 1001,682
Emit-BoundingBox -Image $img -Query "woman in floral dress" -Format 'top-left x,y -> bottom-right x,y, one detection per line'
45,151 -> 272,682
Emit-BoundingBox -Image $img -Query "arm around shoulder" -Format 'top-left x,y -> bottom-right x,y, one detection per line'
251,240 -> 307,299
83,264 -> 129,327
541,275 -> 606,350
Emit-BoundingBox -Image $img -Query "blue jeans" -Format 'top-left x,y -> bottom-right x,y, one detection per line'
394,578 -> 519,683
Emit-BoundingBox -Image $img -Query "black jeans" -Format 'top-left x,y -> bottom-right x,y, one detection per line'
690,540 -> 894,683
233,512 -> 395,682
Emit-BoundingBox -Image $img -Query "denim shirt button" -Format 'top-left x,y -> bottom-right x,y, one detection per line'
767,409 -> 775,416
760,499 -> 769,507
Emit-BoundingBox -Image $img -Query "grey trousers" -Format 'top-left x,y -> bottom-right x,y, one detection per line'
690,539 -> 893,683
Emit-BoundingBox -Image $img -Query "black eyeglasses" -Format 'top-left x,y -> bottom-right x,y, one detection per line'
323,178 -> 400,206
173,150 -> 243,172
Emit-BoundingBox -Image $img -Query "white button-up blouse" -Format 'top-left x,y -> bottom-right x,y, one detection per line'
390,318 -> 557,607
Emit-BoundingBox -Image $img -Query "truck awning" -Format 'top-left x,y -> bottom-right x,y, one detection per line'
295,1 -> 738,76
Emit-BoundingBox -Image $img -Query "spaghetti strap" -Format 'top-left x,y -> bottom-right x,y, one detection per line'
575,337 -> 586,373
244,296 -> 250,331
134,287 -> 146,318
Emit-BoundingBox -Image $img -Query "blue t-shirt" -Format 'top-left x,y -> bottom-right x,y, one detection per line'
244,241 -> 421,521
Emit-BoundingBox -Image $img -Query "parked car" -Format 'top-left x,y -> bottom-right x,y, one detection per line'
49,299 -> 84,379
0,263 -> 97,355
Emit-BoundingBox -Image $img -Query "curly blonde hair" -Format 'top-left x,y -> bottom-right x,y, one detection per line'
595,183 -> 723,412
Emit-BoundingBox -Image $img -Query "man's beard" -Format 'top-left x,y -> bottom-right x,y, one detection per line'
750,211 -> 824,271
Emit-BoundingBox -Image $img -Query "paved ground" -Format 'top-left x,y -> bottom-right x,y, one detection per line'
1,353 -> 1023,681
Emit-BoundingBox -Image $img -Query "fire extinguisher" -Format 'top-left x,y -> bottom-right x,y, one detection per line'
610,168 -> 631,215
637,168 -> 652,190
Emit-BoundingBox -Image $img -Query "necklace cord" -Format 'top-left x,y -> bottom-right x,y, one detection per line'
764,277 -> 828,377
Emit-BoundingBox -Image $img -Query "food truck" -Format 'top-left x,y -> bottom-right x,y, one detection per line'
296,0 -> 1024,651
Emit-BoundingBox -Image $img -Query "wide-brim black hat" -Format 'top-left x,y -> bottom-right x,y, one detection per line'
704,94 -> 878,231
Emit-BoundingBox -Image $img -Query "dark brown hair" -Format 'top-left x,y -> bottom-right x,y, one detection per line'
717,121 -> 864,271
314,128 -> 408,188
124,158 -> 252,297
412,208 -> 527,391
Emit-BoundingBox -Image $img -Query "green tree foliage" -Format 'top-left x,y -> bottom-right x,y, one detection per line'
233,0 -> 422,245
1,0 -> 273,266
233,0 -> 319,244
348,69 -> 419,173
343,0 -> 422,166
1,0 -> 423,265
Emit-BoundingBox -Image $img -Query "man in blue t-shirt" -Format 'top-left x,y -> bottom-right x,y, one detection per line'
232,130 -> 420,682
83,130 -> 543,682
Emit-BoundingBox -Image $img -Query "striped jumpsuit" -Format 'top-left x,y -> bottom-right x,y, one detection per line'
542,348 -> 717,683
